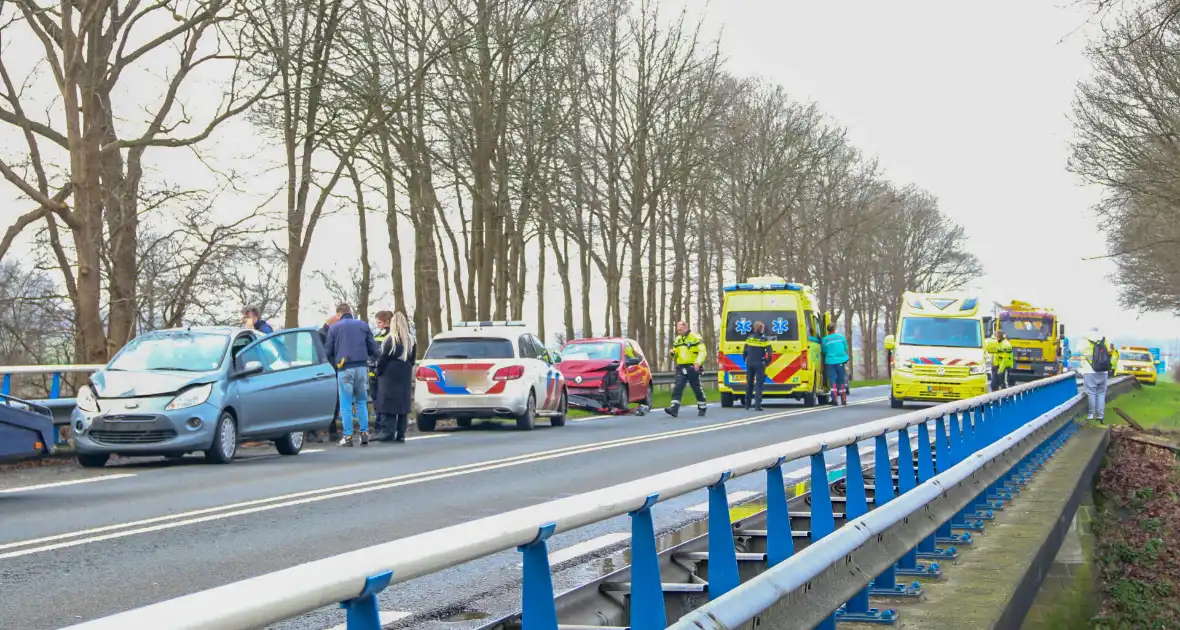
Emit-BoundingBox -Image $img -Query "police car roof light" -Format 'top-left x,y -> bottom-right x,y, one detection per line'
454,320 -> 527,328
738,283 -> 755,290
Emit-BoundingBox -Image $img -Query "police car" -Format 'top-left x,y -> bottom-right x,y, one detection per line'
413,321 -> 568,431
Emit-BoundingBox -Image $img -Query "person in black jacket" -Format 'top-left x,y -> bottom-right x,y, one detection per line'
743,321 -> 771,411
375,311 -> 417,442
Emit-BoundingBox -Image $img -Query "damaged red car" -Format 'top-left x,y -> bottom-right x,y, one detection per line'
557,338 -> 653,413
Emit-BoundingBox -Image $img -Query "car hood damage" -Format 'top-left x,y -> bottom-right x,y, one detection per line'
90,370 -> 219,398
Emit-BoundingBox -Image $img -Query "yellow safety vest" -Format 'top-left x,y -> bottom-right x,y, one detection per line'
996,339 -> 1014,372
670,332 -> 707,366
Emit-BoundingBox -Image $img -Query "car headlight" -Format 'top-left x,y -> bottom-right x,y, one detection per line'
76,386 -> 98,412
970,365 -> 988,375
895,360 -> 913,372
166,383 -> 214,411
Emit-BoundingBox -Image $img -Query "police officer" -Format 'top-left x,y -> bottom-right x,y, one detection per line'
991,330 -> 1014,390
743,321 -> 770,411
666,321 -> 708,417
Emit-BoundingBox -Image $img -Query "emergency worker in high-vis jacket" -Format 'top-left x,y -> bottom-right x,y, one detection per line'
666,321 -> 708,417
990,330 -> 1014,390
743,321 -> 770,411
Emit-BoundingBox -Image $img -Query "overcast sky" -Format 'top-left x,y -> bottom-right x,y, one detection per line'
2,1 -> 1177,347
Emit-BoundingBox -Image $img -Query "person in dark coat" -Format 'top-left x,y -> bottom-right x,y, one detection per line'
375,310 -> 417,442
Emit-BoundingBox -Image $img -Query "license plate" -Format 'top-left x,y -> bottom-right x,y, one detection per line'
729,374 -> 746,383
1016,364 -> 1030,370
927,385 -> 954,393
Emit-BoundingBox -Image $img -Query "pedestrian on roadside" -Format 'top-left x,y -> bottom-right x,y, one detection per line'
665,321 -> 708,418
370,311 -> 392,438
375,311 -> 416,443
1079,326 -> 1115,423
743,321 -> 770,411
325,303 -> 379,446
990,331 -> 1013,391
822,322 -> 850,406
242,306 -> 273,334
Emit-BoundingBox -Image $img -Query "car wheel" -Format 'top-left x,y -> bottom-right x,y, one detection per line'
77,453 -> 109,468
204,412 -> 238,464
890,397 -> 904,409
516,392 -> 537,431
417,416 -> 437,432
803,390 -> 818,407
721,392 -> 735,408
275,430 -> 304,456
550,390 -> 567,427
643,384 -> 654,407
456,417 -> 473,429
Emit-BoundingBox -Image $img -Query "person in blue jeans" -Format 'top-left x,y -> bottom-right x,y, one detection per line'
822,323 -> 850,406
324,303 -> 379,446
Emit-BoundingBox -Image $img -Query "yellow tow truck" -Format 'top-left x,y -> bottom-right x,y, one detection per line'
717,277 -> 832,407
994,301 -> 1065,383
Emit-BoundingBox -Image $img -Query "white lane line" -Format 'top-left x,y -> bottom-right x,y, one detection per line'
303,449 -> 325,454
0,474 -> 137,494
686,490 -> 759,513
406,434 -> 448,441
516,532 -> 632,568
0,397 -> 887,560
326,610 -> 410,630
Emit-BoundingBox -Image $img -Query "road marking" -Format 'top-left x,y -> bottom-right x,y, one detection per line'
325,610 -> 410,630
406,434 -> 448,441
686,490 -> 760,513
0,474 -> 137,494
0,397 -> 887,560
303,449 -> 325,454
516,532 -> 632,568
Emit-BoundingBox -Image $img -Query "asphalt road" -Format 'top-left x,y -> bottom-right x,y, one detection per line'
0,385 -> 918,630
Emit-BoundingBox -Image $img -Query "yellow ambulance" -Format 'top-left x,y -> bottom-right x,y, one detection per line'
884,291 -> 989,408
717,277 -> 831,407
1115,346 -> 1157,385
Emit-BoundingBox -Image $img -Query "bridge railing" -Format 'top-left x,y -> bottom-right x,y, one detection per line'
60,371 -> 1090,630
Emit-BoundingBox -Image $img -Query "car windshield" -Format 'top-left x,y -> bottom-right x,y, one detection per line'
899,317 -> 982,349
424,338 -> 515,359
999,314 -> 1054,341
1122,351 -> 1152,362
560,342 -> 621,361
724,311 -> 800,342
107,332 -> 229,372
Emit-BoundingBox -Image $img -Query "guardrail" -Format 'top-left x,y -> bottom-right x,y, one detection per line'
60,371 -> 1091,630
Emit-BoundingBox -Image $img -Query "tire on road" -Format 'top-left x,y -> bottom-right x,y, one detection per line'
643,384 -> 654,408
721,392 -> 735,408
803,389 -> 818,407
550,390 -> 567,427
76,453 -> 109,468
274,430 -> 304,456
204,412 -> 238,465
417,416 -> 438,432
516,391 -> 537,431
890,397 -> 904,409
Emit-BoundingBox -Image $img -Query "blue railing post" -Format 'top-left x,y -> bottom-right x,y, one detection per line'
870,432 -> 921,597
628,493 -> 666,630
50,372 -> 62,398
834,440 -> 897,624
707,471 -> 741,599
1,373 -> 9,396
340,570 -> 394,630
809,451 -> 838,630
916,420 -> 955,560
936,413 -> 971,544
518,523 -> 559,630
895,427 -> 938,576
766,457 -> 794,566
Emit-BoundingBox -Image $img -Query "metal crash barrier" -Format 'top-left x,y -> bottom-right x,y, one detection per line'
60,373 -> 1104,630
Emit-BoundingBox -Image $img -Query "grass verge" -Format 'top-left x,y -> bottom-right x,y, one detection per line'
1107,379 -> 1180,431
1092,431 -> 1180,628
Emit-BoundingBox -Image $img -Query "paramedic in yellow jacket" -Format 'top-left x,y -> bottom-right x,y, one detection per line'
989,330 -> 1014,390
666,321 -> 708,418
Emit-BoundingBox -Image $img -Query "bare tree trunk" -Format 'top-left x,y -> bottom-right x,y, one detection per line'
348,160 -> 371,320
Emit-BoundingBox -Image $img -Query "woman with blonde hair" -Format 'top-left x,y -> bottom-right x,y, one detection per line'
375,311 -> 416,442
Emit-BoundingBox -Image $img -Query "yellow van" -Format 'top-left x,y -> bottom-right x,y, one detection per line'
717,277 -> 831,407
884,292 -> 989,409
1115,346 -> 1157,385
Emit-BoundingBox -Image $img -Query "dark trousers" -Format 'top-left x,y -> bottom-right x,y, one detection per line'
671,365 -> 707,407
744,366 -> 766,408
991,367 -> 1009,391
378,412 -> 408,440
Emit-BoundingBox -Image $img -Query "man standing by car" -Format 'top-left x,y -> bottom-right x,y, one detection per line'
666,321 -> 708,418
325,303 -> 379,446
743,321 -> 770,411
822,322 -> 850,406
242,306 -> 273,334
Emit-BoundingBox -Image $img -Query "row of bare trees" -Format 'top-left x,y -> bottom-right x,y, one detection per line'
0,0 -> 980,377
1071,0 -> 1180,318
